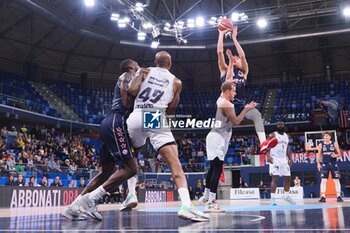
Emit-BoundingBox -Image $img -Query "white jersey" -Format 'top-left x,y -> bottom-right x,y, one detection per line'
134,67 -> 175,111
270,132 -> 289,162
210,97 -> 234,135
206,97 -> 234,161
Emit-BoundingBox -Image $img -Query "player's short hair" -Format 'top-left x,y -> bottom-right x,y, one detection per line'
221,81 -> 235,92
324,131 -> 332,137
120,59 -> 135,72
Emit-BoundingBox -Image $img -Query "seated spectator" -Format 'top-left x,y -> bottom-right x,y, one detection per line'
77,178 -> 85,188
189,186 -> 195,200
15,159 -> 25,174
294,176 -> 301,187
258,181 -> 267,199
39,176 -> 48,187
239,177 -> 248,188
5,174 -> 15,186
50,176 -> 62,187
15,174 -> 25,186
68,180 -> 75,188
28,176 -> 36,187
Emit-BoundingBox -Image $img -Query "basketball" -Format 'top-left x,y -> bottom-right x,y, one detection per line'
218,18 -> 233,31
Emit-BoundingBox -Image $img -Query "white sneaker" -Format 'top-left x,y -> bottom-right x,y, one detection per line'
198,195 -> 208,206
282,196 -> 296,205
204,202 -> 225,213
80,195 -> 103,221
62,205 -> 87,221
120,194 -> 138,211
177,205 -> 210,222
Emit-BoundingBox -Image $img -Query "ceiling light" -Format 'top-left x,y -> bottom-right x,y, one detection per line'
257,18 -> 267,28
231,12 -> 239,22
135,2 -> 144,12
142,22 -> 153,29
187,19 -> 195,28
343,6 -> 350,17
84,0 -> 95,7
164,23 -> 171,31
137,32 -> 146,41
110,13 -> 119,21
208,16 -> 217,25
151,40 -> 159,48
196,17 -> 205,27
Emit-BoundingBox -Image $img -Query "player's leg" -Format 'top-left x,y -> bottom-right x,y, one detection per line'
244,108 -> 266,144
269,161 -> 279,205
150,130 -> 209,221
79,112 -> 137,220
206,157 -> 225,213
279,163 -> 296,205
319,164 -> 329,202
62,123 -> 116,221
331,164 -> 343,202
198,159 -> 214,204
199,132 -> 220,205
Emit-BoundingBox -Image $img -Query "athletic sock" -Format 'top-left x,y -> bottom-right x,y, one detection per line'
208,192 -> 216,204
88,185 -> 107,202
203,188 -> 210,199
127,176 -> 137,196
178,188 -> 192,206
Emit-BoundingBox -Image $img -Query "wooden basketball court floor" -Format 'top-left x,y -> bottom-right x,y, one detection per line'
0,198 -> 349,232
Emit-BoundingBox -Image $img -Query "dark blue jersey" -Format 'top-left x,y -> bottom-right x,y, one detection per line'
111,72 -> 132,113
321,142 -> 337,164
220,67 -> 246,99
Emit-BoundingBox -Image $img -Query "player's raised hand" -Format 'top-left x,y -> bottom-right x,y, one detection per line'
218,28 -> 231,35
226,49 -> 234,66
232,26 -> 238,39
244,101 -> 257,111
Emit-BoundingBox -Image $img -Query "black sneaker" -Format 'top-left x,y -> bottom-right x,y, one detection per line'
337,196 -> 344,202
319,197 -> 326,203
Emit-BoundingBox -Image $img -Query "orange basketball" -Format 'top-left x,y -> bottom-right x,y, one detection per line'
218,18 -> 233,31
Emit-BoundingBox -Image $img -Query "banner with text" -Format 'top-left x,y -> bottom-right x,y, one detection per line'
230,188 -> 260,200
291,150 -> 350,164
0,187 -> 83,208
137,189 -> 179,203
275,187 -> 304,199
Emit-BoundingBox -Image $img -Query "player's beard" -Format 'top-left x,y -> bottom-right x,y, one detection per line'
277,127 -> 285,134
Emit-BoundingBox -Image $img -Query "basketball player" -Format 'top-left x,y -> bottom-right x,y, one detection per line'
62,59 -> 139,221
217,26 -> 266,145
126,51 -> 209,221
199,81 -> 256,212
268,121 -> 296,206
317,132 -> 343,202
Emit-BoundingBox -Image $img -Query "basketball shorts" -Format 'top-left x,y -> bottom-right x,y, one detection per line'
206,131 -> 231,161
320,162 -> 340,179
126,109 -> 175,151
269,158 -> 291,176
99,112 -> 134,166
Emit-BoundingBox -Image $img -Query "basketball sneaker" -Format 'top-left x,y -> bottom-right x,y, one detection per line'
204,202 -> 225,213
62,205 -> 87,221
337,196 -> 344,202
282,196 -> 296,205
319,197 -> 326,203
198,195 -> 208,205
260,137 -> 278,154
80,194 -> 103,221
120,194 -> 138,211
177,205 -> 210,222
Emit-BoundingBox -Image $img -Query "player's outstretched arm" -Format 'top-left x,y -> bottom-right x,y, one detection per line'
217,30 -> 229,76
166,78 -> 182,115
232,26 -> 249,77
317,143 -> 322,171
128,68 -> 149,97
222,101 -> 256,125
225,49 -> 235,81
